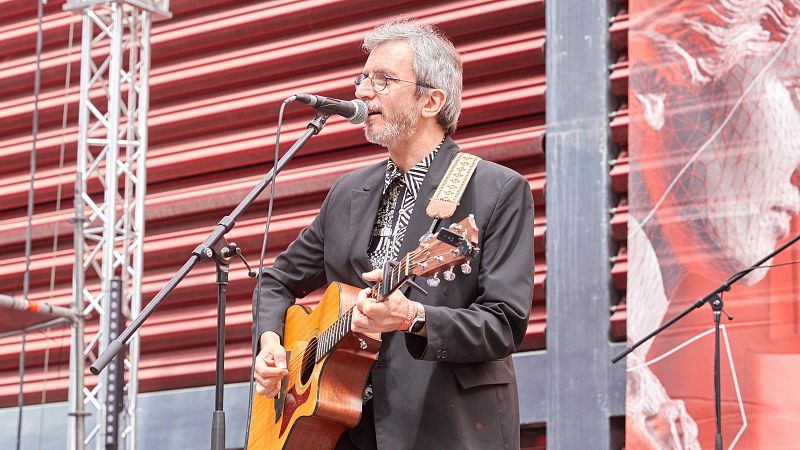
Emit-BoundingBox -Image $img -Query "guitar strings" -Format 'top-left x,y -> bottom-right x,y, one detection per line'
278,245 -> 464,376
282,245 -> 453,374
281,227 -> 478,379
275,230 -> 476,382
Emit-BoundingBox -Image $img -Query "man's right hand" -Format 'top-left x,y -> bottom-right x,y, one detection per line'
254,331 -> 289,398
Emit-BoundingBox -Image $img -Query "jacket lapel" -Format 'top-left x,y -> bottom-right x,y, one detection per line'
349,163 -> 386,278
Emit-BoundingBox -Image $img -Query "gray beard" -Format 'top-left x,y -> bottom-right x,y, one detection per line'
364,102 -> 418,147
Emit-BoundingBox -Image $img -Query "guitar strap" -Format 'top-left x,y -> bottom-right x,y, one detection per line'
426,151 -> 482,220
404,151 -> 482,295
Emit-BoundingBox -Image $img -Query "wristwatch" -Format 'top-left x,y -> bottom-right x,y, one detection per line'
407,302 -> 426,333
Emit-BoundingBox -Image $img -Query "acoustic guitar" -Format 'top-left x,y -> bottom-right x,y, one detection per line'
247,216 -> 480,449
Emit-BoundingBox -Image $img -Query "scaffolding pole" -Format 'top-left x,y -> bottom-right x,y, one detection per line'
64,2 -> 170,449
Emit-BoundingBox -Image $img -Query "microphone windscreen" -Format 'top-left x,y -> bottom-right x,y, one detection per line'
348,99 -> 369,124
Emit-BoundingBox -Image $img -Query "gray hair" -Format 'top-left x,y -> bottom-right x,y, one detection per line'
363,19 -> 463,135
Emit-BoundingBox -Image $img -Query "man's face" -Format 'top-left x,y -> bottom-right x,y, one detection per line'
356,41 -> 424,147
697,38 -> 800,281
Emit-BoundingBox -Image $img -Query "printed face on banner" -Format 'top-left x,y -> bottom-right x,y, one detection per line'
627,0 -> 800,448
700,39 -> 800,280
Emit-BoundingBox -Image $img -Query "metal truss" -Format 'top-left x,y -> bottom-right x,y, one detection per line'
66,1 -> 169,449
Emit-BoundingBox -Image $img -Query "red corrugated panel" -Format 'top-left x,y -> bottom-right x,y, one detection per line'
0,0 -> 546,407
521,426 -> 547,450
610,0 -> 629,342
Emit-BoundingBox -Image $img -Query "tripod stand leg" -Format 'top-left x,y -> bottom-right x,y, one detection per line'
712,295 -> 723,450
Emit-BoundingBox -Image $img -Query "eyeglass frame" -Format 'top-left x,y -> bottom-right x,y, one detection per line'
353,73 -> 435,92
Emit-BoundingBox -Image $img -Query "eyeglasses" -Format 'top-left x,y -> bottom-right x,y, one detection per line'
354,73 -> 434,92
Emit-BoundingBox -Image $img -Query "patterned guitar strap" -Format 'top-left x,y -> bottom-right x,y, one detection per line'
425,151 -> 482,226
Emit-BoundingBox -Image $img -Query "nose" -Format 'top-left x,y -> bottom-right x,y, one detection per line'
355,79 -> 375,101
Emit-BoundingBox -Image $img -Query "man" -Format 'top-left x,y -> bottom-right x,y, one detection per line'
253,19 -> 534,449
626,0 -> 800,447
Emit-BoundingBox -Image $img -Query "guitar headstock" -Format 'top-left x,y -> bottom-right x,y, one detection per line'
408,215 -> 480,280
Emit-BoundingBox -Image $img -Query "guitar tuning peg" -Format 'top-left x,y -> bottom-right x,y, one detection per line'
443,267 -> 456,281
460,262 -> 472,275
419,232 -> 434,242
449,223 -> 462,232
427,273 -> 441,287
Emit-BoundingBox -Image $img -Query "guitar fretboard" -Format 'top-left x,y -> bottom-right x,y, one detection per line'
315,307 -> 354,362
314,251 -> 418,361
374,250 -> 419,300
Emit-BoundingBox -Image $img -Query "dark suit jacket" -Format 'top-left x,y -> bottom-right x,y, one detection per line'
254,137 -> 534,449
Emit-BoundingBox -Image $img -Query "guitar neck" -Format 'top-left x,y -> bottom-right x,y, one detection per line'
315,306 -> 354,363
316,252 -> 416,362
315,217 -> 479,363
373,251 -> 416,302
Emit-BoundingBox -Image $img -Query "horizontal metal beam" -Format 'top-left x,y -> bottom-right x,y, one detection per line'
515,344 -> 627,425
63,0 -> 172,18
0,317 -> 72,340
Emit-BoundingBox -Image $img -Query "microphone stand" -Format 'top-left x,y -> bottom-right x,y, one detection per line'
612,233 -> 800,450
90,112 -> 331,450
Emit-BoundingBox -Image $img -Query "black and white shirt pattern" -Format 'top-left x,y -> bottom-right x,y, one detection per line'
367,144 -> 441,270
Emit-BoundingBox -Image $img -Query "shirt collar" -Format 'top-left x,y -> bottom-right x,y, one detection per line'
381,139 -> 445,198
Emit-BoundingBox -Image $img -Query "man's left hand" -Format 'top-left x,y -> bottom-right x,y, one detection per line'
352,268 -> 412,333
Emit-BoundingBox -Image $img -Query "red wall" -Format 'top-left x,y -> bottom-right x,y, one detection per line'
0,0 -> 549,408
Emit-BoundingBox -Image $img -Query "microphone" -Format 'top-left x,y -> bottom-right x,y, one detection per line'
292,94 -> 368,124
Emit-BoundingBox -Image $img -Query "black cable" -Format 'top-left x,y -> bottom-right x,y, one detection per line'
23,0 -> 46,301
243,97 -> 293,448
727,258 -> 800,281
38,326 -> 52,450
16,330 -> 26,450
50,18 -> 77,300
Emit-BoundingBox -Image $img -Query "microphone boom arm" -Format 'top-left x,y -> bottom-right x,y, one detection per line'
90,113 -> 331,375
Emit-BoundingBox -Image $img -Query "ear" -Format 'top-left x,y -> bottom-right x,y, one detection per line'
420,89 -> 446,119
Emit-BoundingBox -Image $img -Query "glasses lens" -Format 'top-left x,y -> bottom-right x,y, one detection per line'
373,73 -> 387,91
354,74 -> 389,91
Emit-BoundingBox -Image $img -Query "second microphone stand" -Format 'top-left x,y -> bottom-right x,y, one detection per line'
613,233 -> 800,450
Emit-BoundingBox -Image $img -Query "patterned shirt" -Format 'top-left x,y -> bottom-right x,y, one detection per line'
367,142 -> 443,270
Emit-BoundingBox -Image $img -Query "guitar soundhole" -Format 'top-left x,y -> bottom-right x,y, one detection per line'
300,337 -> 317,386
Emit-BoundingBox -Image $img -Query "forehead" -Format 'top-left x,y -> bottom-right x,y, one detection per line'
363,40 -> 415,76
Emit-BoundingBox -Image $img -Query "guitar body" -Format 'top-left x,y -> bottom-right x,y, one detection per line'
248,216 -> 480,449
247,282 -> 381,450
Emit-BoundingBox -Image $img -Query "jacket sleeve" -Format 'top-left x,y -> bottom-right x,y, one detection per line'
406,174 -> 534,362
252,178 -> 341,343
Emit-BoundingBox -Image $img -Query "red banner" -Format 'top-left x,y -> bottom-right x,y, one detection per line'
627,1 -> 800,448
